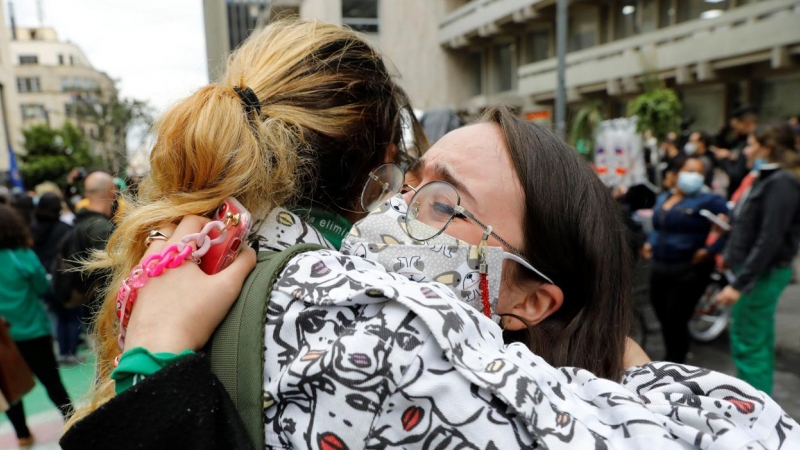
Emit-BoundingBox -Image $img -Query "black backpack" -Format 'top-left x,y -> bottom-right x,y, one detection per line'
51,226 -> 88,308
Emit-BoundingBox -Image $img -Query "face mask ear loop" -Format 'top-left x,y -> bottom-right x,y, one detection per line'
479,226 -> 492,319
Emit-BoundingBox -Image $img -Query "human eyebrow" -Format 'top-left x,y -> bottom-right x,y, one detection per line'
434,162 -> 476,204
407,157 -> 425,176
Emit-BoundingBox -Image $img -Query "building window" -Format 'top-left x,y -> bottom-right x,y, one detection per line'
470,51 -> 483,96
660,0 -> 675,27
18,54 -> 38,65
58,54 -> 64,65
494,43 -> 514,93
678,0 -> 729,23
226,1 -> 268,52
69,55 -> 75,65
342,0 -> 379,33
61,77 -> 70,91
525,29 -> 550,63
569,7 -> 598,52
20,103 -> 46,120
16,77 -> 41,93
616,0 -> 658,39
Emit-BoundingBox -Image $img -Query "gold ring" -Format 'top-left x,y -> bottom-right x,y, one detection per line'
145,230 -> 171,247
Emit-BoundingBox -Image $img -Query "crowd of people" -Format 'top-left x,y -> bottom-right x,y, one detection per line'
638,106 -> 800,395
0,169 -> 121,447
0,18 -> 799,450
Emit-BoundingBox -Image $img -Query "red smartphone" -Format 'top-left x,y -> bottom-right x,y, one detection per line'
199,197 -> 252,275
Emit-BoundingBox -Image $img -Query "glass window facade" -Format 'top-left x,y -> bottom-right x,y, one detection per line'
494,43 -> 514,93
525,29 -> 550,63
342,0 -> 379,33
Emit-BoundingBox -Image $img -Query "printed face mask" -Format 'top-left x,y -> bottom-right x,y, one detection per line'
341,194 -> 528,323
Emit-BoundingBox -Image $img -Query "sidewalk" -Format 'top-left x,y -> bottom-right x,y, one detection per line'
775,282 -> 800,359
0,351 -> 94,450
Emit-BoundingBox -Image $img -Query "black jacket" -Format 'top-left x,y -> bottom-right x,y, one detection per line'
723,168 -> 800,292
60,353 -> 254,450
31,219 -> 72,274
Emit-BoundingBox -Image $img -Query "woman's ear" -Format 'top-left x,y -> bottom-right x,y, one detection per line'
384,143 -> 398,164
504,283 -> 564,331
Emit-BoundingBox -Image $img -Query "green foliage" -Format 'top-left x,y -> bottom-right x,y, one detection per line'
569,100 -> 605,159
19,123 -> 97,188
66,85 -> 155,174
627,87 -> 682,142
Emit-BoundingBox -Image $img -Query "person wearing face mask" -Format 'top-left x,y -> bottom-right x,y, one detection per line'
685,131 -> 715,187
63,95 -> 800,449
716,123 -> 800,395
642,157 -> 728,363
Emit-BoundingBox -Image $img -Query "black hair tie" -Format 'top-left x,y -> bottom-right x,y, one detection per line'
232,86 -> 262,118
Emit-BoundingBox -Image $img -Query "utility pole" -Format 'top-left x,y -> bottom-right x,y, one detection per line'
555,0 -> 568,138
36,0 -> 44,26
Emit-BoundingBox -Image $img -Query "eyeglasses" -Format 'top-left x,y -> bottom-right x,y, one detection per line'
360,163 -> 554,284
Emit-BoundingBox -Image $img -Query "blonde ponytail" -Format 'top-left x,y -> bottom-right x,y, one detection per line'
69,19 -> 425,426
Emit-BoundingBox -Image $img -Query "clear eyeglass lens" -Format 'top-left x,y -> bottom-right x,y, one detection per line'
405,181 -> 459,241
361,164 -> 405,212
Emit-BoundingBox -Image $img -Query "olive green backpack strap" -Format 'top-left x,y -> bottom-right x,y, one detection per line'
206,243 -> 323,449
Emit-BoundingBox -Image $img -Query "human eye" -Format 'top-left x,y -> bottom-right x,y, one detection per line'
428,200 -> 455,220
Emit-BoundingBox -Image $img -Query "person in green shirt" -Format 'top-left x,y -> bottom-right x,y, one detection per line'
0,204 -> 74,448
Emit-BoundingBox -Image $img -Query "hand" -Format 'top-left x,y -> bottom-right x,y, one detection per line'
711,213 -> 730,235
692,248 -> 709,265
624,337 -> 651,369
716,285 -> 741,306
641,242 -> 653,260
711,146 -> 732,160
124,215 -> 257,354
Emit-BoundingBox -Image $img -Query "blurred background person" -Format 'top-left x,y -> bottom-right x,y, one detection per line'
0,204 -> 74,448
685,131 -> 715,187
717,123 -> 800,395
643,157 -> 728,363
713,106 -> 758,198
30,192 -> 81,363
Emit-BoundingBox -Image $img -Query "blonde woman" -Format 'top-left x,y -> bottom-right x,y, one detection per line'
63,21 -> 799,450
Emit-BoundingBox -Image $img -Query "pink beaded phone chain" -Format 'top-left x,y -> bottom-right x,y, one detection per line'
114,221 -> 229,366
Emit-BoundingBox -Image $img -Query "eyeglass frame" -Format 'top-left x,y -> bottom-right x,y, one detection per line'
361,163 -> 554,285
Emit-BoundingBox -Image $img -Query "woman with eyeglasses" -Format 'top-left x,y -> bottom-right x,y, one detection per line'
62,21 -> 798,450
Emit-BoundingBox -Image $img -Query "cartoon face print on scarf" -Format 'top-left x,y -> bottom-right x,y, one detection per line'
341,194 -> 507,322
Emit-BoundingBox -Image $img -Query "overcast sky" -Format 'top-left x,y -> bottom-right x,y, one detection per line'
8,0 -> 209,114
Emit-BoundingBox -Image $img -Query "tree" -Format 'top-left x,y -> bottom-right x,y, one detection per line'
66,83 -> 155,174
19,123 -> 97,188
569,100 -> 605,161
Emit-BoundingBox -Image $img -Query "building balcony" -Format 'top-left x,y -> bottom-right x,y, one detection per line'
439,0 -> 549,48
517,0 -> 800,101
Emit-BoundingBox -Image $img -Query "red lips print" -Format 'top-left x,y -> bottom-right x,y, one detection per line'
725,397 -> 755,414
318,432 -> 347,450
402,406 -> 425,432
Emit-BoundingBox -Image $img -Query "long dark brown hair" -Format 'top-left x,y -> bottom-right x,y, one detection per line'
753,122 -> 800,176
484,106 -> 632,380
0,204 -> 32,250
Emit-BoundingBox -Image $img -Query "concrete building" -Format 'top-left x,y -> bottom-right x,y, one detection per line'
386,0 -> 800,131
0,0 -> 23,184
10,27 -> 115,133
209,0 -> 800,132
9,27 -> 124,173
203,0 -> 269,81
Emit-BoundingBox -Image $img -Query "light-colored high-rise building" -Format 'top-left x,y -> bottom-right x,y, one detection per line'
207,0 -> 800,132
9,26 -> 122,172
0,0 -> 23,184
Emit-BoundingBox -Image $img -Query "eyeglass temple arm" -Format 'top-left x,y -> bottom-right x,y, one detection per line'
453,205 -> 554,285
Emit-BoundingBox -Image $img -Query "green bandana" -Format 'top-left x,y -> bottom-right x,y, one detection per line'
291,206 -> 352,250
